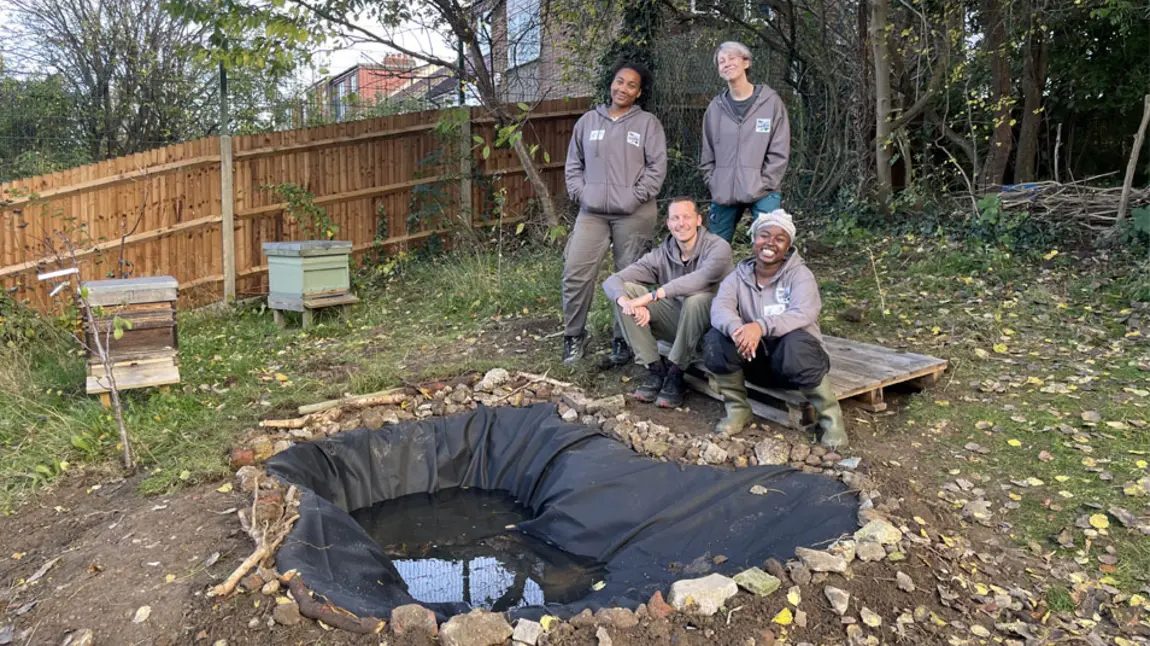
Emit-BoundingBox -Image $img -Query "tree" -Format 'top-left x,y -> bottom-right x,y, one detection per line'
170,0 -> 563,228
0,72 -> 89,182
870,0 -> 892,205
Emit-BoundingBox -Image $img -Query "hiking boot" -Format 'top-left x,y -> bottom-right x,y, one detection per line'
633,362 -> 665,402
656,365 -> 685,408
713,370 -> 752,435
609,337 -> 634,366
562,334 -> 589,365
802,375 -> 847,448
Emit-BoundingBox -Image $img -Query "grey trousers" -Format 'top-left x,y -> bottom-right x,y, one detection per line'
614,282 -> 714,368
562,206 -> 657,338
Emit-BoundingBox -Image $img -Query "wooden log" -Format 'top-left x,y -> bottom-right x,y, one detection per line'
281,571 -> 386,634
297,387 -> 407,416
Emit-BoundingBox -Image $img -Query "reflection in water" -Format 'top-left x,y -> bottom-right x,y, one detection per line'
351,488 -> 605,611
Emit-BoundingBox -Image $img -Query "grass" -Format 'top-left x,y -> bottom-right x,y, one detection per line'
2,226 -> 1148,596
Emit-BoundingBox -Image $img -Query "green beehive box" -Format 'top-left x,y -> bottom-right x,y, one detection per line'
262,241 -> 353,312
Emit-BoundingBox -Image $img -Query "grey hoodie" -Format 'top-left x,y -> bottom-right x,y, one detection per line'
710,251 -> 822,342
602,227 -> 733,302
699,85 -> 791,206
566,105 -> 667,216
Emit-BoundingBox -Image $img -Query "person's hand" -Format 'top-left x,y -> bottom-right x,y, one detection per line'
632,305 -> 651,327
617,296 -> 635,317
732,322 -> 764,360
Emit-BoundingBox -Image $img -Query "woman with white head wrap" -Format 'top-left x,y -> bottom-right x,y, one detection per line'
702,209 -> 847,447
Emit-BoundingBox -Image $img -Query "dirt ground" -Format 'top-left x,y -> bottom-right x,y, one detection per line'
0,321 -> 1129,646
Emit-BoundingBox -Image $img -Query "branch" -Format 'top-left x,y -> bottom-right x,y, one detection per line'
282,571 -> 387,634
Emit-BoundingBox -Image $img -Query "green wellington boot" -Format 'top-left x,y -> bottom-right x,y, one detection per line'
713,370 -> 753,435
803,375 -> 848,448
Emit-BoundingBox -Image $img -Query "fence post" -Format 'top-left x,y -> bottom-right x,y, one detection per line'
219,62 -> 236,302
459,108 -> 473,227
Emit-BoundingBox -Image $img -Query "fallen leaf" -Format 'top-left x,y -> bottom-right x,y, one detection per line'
1089,514 -> 1110,529
1081,411 -> 1102,423
1038,450 -> 1054,462
217,483 -> 233,493
993,343 -> 1008,354
1007,439 -> 1022,447
132,605 -> 152,624
772,608 -> 793,625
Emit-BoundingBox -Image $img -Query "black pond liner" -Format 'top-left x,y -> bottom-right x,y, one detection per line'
266,403 -> 858,622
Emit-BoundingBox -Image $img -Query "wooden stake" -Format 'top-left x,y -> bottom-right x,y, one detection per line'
1117,94 -> 1150,227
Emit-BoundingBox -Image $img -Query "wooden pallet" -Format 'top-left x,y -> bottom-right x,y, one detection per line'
272,292 -> 360,328
660,336 -> 948,430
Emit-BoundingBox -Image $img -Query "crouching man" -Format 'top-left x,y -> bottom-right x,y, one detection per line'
703,209 -> 847,447
603,196 -> 733,408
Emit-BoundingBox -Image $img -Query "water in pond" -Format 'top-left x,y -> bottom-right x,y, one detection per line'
351,488 -> 606,611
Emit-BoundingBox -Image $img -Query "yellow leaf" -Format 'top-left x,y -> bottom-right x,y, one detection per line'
1106,421 -> 1129,430
1082,457 -> 1098,468
975,348 -> 990,359
179,470 -> 191,481
787,588 -> 801,606
1043,249 -> 1059,260
935,400 -> 950,407
1026,477 -> 1045,486
1007,439 -> 1022,447
773,608 -> 793,625
1027,376 -> 1044,386
1137,460 -> 1148,469
165,573 -> 176,584
1129,595 -> 1145,608
913,516 -> 927,525
274,373 -> 289,382
1004,328 -> 1015,336
1058,490 -> 1074,498
1008,493 -> 1022,501
217,482 -> 233,493
931,326 -> 941,335
11,552 -> 24,560
1089,514 -> 1109,529
1055,475 -> 1070,482
540,615 -> 560,631
993,343 -> 1008,354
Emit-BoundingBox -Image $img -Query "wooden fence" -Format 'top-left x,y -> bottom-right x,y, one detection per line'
0,97 -> 590,312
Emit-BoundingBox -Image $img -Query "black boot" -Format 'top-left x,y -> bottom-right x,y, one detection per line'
562,334 -> 588,365
609,337 -> 634,366
656,364 -> 686,408
633,361 -> 665,403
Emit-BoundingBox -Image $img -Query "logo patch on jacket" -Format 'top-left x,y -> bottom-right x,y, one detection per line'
763,304 -> 786,317
589,129 -> 605,141
775,285 -> 791,304
755,118 -> 772,134
627,131 -> 641,147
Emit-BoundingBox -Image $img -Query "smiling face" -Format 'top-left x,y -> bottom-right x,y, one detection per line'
753,225 -> 791,268
610,67 -> 642,110
716,50 -> 750,83
666,201 -> 702,246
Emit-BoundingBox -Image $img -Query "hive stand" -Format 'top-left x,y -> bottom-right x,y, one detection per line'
263,241 -> 359,329
659,336 -> 948,429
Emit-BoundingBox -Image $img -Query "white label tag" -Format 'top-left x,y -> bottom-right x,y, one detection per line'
590,129 -> 605,141
756,118 -> 771,134
763,304 -> 786,317
627,131 -> 641,147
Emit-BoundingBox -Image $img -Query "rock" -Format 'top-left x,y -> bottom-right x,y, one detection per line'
132,605 -> 152,624
511,619 -> 544,645
837,457 -> 862,470
829,540 -> 856,563
825,586 -> 850,616
733,567 -> 782,597
587,394 -> 625,415
230,447 -> 255,468
763,558 -> 789,584
754,438 -> 790,465
804,454 -> 822,466
476,368 -> 510,392
260,579 -> 281,595
250,436 -> 275,463
795,609 -> 808,628
644,438 -> 670,457
860,607 -> 882,627
272,440 -> 292,455
855,541 -> 886,562
560,391 -> 590,413
668,573 -> 738,616
235,465 -> 263,493
896,571 -> 915,592
795,547 -> 848,573
648,590 -> 673,619
595,608 -> 637,629
439,609 -> 513,646
854,519 -> 902,545
272,602 -> 302,627
64,630 -> 93,646
448,386 -> 471,404
569,609 -> 596,628
391,604 -> 438,635
787,562 -> 812,585
790,443 -> 811,462
702,443 -> 729,465
596,626 -> 613,646
561,408 -> 579,422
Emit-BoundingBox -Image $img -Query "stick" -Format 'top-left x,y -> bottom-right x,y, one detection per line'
492,371 -> 551,403
282,571 -> 387,634
297,387 -> 407,415
868,250 -> 887,316
1117,94 -> 1150,227
259,417 -> 309,429
1054,122 -> 1062,184
513,371 -> 573,389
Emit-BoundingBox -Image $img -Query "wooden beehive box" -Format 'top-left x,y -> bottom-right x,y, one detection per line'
82,276 -> 180,401
262,241 -> 353,312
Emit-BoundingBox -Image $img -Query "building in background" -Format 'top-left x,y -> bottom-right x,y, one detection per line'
303,54 -> 459,123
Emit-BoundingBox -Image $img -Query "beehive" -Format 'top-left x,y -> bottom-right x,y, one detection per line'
262,241 -> 358,327
82,276 -> 180,403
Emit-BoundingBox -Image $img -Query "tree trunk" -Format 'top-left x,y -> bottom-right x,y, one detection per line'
870,0 -> 892,206
978,0 -> 1014,190
1014,2 -> 1049,184
511,134 -> 558,227
857,0 -> 874,177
